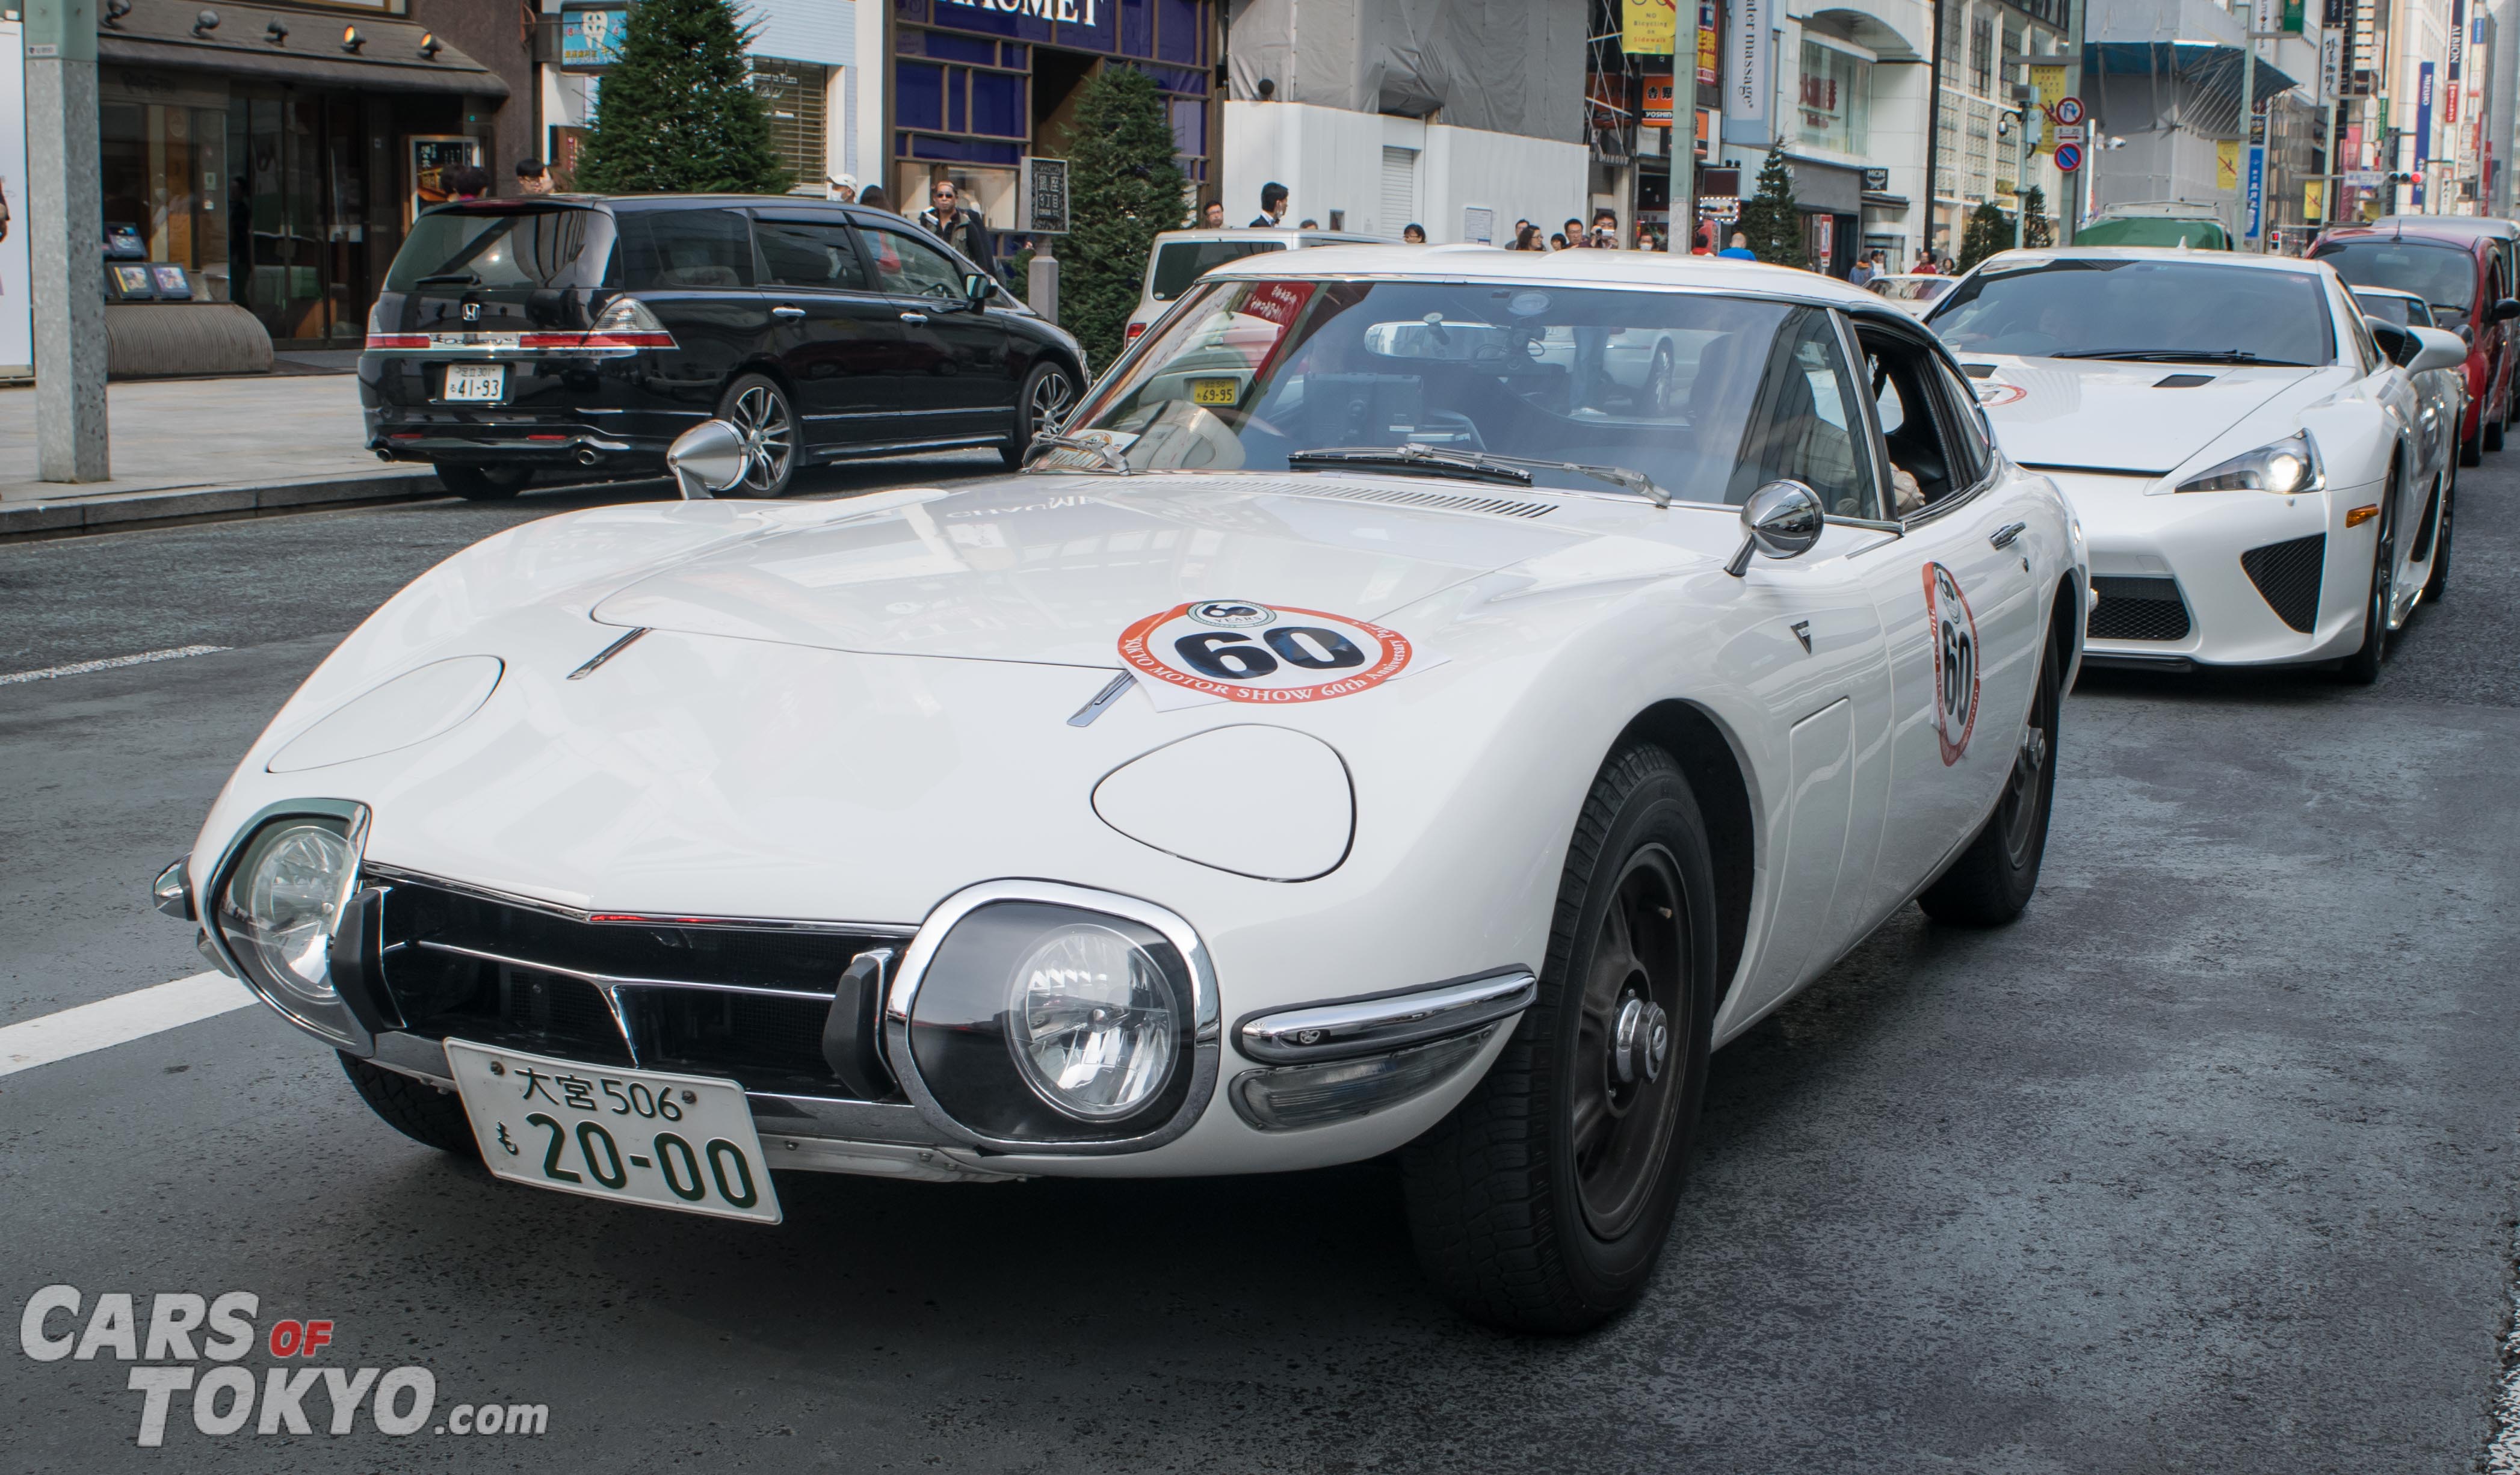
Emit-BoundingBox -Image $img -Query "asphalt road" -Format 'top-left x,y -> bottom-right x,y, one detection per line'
3,451 -> 2517,1473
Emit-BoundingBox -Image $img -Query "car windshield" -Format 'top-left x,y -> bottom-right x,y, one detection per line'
2353,292 -> 2431,328
384,206 -> 617,291
1927,257 -> 2333,364
2314,239 -> 2477,320
1149,239 -> 1288,302
1045,278 -> 1865,508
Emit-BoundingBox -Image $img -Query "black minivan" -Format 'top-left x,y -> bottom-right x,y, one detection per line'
362,195 -> 1088,499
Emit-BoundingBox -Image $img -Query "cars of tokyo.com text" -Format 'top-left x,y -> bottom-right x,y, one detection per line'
17,1285 -> 548,1446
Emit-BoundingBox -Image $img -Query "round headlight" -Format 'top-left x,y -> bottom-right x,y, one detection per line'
1007,924 -> 1178,1118
221,820 -> 354,1005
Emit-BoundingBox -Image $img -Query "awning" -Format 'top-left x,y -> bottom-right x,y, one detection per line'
2088,41 -> 2300,111
98,0 -> 507,97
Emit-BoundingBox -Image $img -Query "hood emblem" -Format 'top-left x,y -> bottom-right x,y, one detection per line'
1790,620 -> 1813,654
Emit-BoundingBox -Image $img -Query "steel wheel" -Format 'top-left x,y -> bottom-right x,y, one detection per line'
1997,664 -> 2054,867
1569,845 -> 1687,1239
723,380 -> 795,496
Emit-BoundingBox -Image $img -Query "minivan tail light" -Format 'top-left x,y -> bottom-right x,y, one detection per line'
572,297 -> 677,354
1125,321 -> 1146,340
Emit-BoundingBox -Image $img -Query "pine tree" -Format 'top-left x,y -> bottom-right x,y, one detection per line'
572,0 -> 789,196
1734,144 -> 1806,269
1957,199 -> 2015,272
2019,185 -> 2054,248
1062,64 -> 1187,370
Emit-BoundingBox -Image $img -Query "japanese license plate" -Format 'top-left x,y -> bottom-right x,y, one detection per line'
1190,377 -> 1239,406
440,364 -> 506,402
442,1039 -> 781,1224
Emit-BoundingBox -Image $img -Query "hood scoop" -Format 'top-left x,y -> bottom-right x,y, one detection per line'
1961,363 -> 1998,378
2154,372 -> 2217,388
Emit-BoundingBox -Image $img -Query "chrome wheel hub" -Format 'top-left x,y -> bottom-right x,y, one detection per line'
1611,997 -> 1670,1086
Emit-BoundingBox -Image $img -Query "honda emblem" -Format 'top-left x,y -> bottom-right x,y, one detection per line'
461,301 -> 481,322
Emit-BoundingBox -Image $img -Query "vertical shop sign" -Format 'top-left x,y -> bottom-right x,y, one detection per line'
2413,63 -> 2434,206
1722,0 -> 1773,145
0,19 -> 29,375
1696,4 -> 1719,86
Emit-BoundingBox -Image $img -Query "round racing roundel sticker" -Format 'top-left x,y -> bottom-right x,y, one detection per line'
1922,562 -> 1980,766
1977,382 -> 2027,407
1119,600 -> 1412,704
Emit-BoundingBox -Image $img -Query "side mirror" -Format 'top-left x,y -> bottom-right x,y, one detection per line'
2407,325 -> 2469,375
962,272 -> 993,311
1724,480 -> 1825,576
2366,317 -> 2416,368
666,419 -> 749,500
2494,297 -> 2520,323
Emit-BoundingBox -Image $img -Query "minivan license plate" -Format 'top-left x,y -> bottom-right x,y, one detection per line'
443,1040 -> 780,1224
441,364 -> 505,402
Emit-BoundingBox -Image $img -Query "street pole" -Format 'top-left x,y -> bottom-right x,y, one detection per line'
25,0 -> 108,481
2014,105 -> 2030,248
2240,28 -> 2260,251
1924,0 -> 1947,263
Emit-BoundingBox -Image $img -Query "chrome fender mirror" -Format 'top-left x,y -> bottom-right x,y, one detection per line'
1724,479 -> 1825,576
667,419 -> 749,500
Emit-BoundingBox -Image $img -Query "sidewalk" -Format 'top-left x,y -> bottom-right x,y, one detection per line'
0,375 -> 440,539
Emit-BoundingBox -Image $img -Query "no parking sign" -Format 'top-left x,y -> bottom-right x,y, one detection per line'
2055,141 -> 2084,172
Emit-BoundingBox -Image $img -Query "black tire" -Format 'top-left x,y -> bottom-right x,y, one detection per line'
714,373 -> 798,497
2488,416 -> 2506,453
2336,485 -> 2397,685
1401,745 -> 1719,1334
339,1053 -> 479,1157
433,464 -> 533,501
2423,469 -> 2455,603
1002,359 -> 1078,468
2461,411 -> 2485,466
1918,635 -> 2060,926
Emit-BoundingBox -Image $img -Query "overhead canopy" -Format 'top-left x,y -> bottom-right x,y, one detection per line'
99,0 -> 508,97
2088,42 -> 2301,112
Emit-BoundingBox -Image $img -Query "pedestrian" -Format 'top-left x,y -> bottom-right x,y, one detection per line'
1202,200 -> 1226,228
1847,251 -> 1874,287
1251,182 -> 1288,227
1402,222 -> 1427,243
1590,209 -> 1619,248
1549,232 -> 1569,250
826,173 -> 858,204
1513,218 -> 1534,241
1298,218 -> 1318,229
1563,217 -> 1588,248
1513,223 -> 1544,251
1912,252 -> 1937,274
1632,223 -> 1658,251
443,165 -> 489,202
514,159 -> 552,196
1718,231 -> 1756,260
856,183 -> 892,213
919,177 -> 995,278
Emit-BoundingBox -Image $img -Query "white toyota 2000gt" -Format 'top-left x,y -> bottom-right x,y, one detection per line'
1927,247 -> 2462,681
159,249 -> 2084,1332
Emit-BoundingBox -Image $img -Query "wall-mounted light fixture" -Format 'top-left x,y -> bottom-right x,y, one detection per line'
103,0 -> 130,27
1256,77 -> 1276,100
341,25 -> 363,52
192,8 -> 220,36
265,18 -> 286,43
418,31 -> 442,60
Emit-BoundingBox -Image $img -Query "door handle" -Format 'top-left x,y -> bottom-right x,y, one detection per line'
1989,521 -> 2028,549
898,311 -> 929,324
771,305 -> 806,319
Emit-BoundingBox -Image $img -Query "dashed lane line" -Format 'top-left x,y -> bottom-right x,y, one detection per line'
0,973 -> 257,1077
0,645 -> 230,686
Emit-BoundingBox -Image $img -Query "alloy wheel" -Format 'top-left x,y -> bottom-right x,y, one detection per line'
1031,368 -> 1074,430
1569,846 -> 1688,1240
727,384 -> 794,494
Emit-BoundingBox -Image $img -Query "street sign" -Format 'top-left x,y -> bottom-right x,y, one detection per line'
2055,142 -> 2083,172
1020,157 -> 1070,235
2054,123 -> 2086,146
2052,96 -> 2084,125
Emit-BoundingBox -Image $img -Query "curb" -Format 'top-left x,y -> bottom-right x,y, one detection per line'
0,469 -> 445,543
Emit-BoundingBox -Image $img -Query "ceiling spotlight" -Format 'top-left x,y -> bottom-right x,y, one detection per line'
341,24 -> 363,52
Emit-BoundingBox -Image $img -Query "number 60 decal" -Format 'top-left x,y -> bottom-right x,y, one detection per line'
1119,600 -> 1412,704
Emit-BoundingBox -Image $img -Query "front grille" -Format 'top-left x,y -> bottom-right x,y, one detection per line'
2240,534 -> 2326,632
371,875 -> 909,1100
2088,575 -> 2193,642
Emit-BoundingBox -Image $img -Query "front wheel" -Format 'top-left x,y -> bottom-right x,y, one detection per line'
1918,636 -> 2060,926
1002,359 -> 1076,468
433,464 -> 533,501
715,374 -> 798,497
1401,744 -> 1719,1334
2335,486 -> 2397,685
2422,470 -> 2455,603
340,1053 -> 478,1157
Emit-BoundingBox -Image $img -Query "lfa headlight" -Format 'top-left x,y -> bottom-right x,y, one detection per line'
1008,923 -> 1178,1118
2176,433 -> 2321,494
215,812 -> 363,1008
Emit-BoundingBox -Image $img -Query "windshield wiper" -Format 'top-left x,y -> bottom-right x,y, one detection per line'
2048,348 -> 2311,366
1022,432 -> 1135,474
1288,444 -> 1671,507
415,272 -> 481,287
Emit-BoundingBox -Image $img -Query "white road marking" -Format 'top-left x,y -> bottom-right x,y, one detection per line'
0,644 -> 230,686
0,972 -> 258,1077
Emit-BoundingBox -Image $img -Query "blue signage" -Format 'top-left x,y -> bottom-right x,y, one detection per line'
2244,144 -> 2266,238
2414,61 -> 2435,206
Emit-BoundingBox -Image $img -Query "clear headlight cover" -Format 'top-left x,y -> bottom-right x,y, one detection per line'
1007,924 -> 1177,1118
216,816 -> 360,1007
2176,433 -> 2321,494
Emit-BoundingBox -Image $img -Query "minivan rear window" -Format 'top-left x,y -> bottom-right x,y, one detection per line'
620,209 -> 756,290
1149,239 -> 1286,301
385,206 -> 617,292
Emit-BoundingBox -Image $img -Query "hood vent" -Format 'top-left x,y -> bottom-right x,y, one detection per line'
1962,363 -> 1997,378
1265,479 -> 1558,519
2154,373 -> 2217,388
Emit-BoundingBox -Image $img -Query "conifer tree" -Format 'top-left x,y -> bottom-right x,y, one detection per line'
1062,64 -> 1187,370
573,0 -> 789,196
1957,199 -> 2015,272
2020,185 -> 2054,248
1734,144 -> 1806,269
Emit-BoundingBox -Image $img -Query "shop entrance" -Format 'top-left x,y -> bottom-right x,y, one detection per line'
226,85 -> 442,346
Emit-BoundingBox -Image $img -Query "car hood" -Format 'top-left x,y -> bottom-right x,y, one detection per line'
588,473 -> 1601,667
1959,356 -> 2343,473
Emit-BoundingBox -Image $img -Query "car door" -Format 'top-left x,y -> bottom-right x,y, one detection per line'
749,211 -> 904,452
1849,327 -> 2045,916
859,219 -> 1016,440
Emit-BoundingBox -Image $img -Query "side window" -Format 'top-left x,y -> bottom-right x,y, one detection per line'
622,209 -> 754,290
1731,307 -> 1880,518
860,224 -> 967,300
1861,330 -> 1985,516
1930,359 -> 1993,485
2342,288 -> 2380,372
755,218 -> 870,291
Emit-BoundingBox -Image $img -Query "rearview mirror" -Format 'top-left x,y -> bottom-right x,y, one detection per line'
666,419 -> 749,500
1725,480 -> 1825,576
2366,317 -> 2415,368
962,272 -> 993,311
2406,325 -> 2469,375
2495,297 -> 2520,323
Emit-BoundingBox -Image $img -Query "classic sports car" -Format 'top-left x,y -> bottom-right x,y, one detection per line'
1927,247 -> 2463,682
159,248 -> 2084,1333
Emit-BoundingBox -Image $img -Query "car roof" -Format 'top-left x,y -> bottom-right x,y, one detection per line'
1194,242 -> 1892,312
2314,224 -> 2492,255
1969,245 -> 2333,277
2371,215 -> 2520,239
1154,228 -> 1388,244
2350,285 -> 2426,301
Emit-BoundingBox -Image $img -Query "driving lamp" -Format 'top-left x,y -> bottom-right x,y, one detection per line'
1007,924 -> 1178,1118
2176,434 -> 2320,494
217,817 -> 359,1006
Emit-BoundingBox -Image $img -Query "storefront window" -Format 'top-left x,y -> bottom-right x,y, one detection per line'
1797,42 -> 1870,156
102,99 -> 232,301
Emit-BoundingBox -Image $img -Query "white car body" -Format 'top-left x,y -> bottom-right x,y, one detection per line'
1868,273 -> 1956,318
173,254 -> 2083,1322
1127,227 -> 1383,346
2351,286 -> 2468,495
1930,247 -> 2452,671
